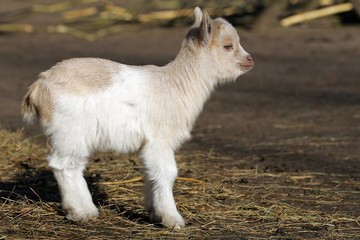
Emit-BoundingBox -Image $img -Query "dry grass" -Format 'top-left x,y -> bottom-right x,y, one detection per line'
0,128 -> 359,239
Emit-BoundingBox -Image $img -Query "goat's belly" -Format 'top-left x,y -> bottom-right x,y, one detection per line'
95,119 -> 144,153
52,91 -> 144,154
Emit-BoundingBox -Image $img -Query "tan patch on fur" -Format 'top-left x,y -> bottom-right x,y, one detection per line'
210,18 -> 239,49
22,58 -> 119,124
42,58 -> 119,95
210,19 -> 226,46
22,82 -> 54,124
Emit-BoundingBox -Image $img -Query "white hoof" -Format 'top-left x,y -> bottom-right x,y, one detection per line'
64,205 -> 99,222
150,210 -> 185,229
163,214 -> 185,229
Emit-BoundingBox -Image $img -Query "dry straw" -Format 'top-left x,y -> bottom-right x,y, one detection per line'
0,128 -> 359,239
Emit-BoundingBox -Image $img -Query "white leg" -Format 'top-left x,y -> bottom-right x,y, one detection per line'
141,143 -> 185,229
49,153 -> 99,222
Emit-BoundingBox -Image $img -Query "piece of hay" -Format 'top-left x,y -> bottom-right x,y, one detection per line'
281,3 -> 354,27
0,24 -> 34,33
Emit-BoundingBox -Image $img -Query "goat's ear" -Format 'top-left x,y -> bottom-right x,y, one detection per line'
193,7 -> 202,27
199,10 -> 212,44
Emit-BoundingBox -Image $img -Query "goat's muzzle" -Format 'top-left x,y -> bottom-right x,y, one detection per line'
238,55 -> 254,68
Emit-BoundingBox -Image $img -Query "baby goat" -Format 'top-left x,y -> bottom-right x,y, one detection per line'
21,7 -> 253,229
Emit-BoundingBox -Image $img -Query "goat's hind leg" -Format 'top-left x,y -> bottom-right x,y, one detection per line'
49,152 -> 99,222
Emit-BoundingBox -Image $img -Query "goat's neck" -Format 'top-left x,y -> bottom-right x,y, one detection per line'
166,47 -> 216,108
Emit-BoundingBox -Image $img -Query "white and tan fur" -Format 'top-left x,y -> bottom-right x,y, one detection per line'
21,7 -> 253,229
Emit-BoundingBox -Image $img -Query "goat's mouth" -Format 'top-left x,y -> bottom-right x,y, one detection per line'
239,63 -> 254,69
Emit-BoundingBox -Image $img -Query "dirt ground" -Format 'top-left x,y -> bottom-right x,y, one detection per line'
0,3 -> 360,239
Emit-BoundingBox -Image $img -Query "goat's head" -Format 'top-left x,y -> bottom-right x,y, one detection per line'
186,7 -> 254,83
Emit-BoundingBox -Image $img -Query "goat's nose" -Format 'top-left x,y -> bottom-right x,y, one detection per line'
239,54 -> 254,68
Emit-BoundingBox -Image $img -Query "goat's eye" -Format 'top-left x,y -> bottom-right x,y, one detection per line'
223,44 -> 233,50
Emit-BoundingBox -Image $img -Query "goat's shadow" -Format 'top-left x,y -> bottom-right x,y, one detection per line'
0,162 -> 151,225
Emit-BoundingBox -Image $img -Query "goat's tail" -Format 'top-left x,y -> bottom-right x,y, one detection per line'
21,83 -> 39,124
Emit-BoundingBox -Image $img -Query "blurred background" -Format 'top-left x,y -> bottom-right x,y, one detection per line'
0,0 -> 359,131
1,0 -> 359,37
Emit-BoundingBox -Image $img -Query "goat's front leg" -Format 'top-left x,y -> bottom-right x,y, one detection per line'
141,143 -> 185,229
